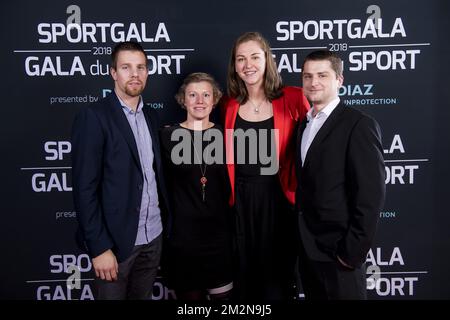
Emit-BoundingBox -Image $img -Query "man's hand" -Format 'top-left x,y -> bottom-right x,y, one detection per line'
92,249 -> 119,281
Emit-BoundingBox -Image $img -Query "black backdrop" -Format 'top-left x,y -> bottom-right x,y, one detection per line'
1,0 -> 449,299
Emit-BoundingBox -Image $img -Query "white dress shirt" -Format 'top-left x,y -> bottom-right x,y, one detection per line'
300,97 -> 340,166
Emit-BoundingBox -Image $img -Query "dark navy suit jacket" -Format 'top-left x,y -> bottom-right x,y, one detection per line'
71,92 -> 170,262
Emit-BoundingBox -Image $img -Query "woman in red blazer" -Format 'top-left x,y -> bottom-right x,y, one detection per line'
222,31 -> 309,300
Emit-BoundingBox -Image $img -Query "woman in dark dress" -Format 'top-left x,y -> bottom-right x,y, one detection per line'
222,32 -> 310,300
160,72 -> 233,300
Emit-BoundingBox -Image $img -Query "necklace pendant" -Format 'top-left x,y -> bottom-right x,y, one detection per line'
200,176 -> 207,185
249,98 -> 265,114
200,177 -> 206,202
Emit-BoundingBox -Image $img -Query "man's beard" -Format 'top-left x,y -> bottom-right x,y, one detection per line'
125,82 -> 144,97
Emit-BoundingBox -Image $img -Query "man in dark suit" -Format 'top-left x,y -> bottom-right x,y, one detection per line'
72,41 -> 169,299
295,50 -> 385,299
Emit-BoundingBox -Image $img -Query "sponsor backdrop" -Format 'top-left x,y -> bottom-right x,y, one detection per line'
1,0 -> 449,300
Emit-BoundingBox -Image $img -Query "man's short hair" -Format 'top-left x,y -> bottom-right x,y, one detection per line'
111,41 -> 148,70
302,50 -> 343,77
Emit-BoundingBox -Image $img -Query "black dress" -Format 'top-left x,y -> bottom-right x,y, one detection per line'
160,124 -> 233,291
233,113 -> 296,300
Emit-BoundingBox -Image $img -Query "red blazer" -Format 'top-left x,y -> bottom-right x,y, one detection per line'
222,86 -> 310,206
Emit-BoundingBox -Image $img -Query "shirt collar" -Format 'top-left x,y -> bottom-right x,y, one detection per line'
115,90 -> 143,113
307,97 -> 340,121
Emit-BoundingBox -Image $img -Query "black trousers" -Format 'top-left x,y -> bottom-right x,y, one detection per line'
94,234 -> 162,300
297,239 -> 367,300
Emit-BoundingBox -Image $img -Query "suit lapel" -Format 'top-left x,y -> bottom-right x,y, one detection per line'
272,96 -> 284,162
297,117 -> 308,167
143,107 -> 161,172
303,103 -> 345,169
109,93 -> 141,168
224,99 -> 239,131
224,98 -> 239,164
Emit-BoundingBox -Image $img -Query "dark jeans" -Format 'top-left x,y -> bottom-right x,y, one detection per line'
95,234 -> 162,300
